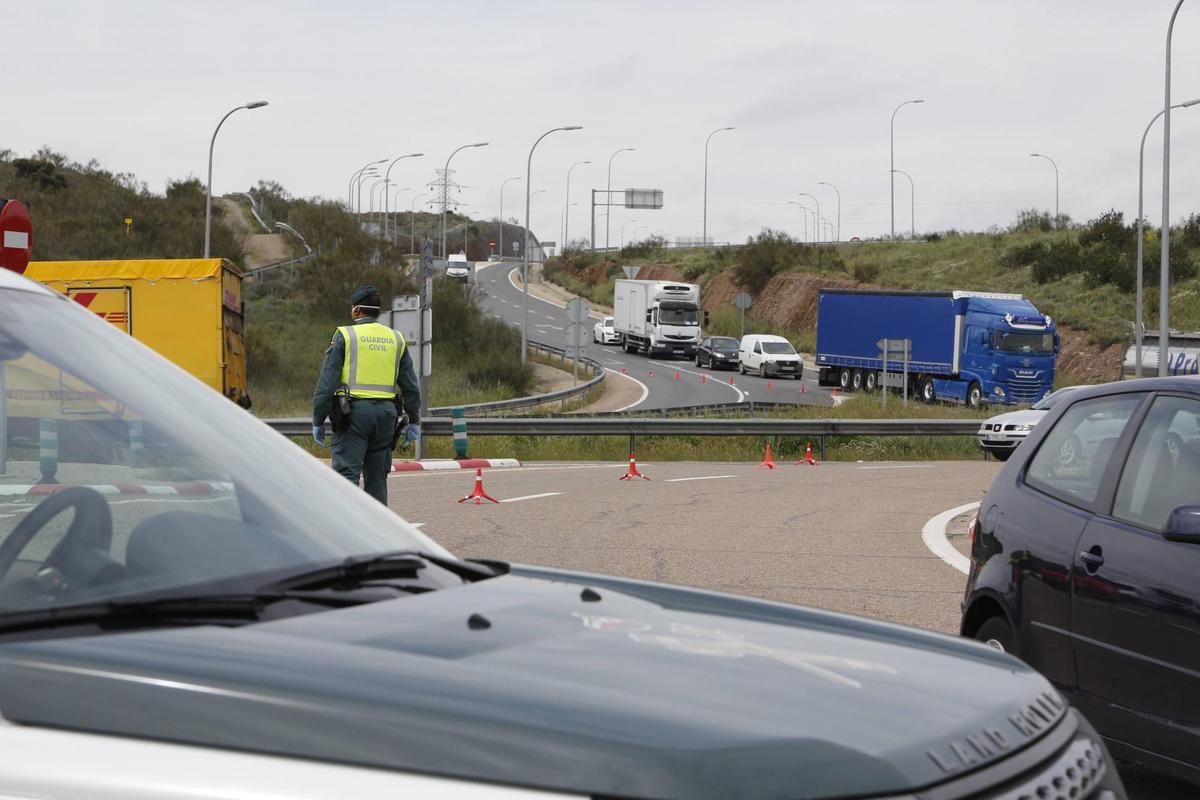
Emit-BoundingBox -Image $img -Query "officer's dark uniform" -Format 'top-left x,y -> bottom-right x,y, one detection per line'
312,286 -> 420,505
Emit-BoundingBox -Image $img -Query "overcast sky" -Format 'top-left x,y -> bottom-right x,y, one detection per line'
7,1 -> 1200,247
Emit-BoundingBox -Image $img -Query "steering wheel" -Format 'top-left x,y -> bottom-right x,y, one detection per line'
0,487 -> 113,584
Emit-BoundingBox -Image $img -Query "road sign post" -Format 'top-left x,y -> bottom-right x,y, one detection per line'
734,292 -> 753,338
565,297 -> 590,386
415,239 -> 435,459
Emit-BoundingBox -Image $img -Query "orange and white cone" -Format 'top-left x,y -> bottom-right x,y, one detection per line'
701,373 -> 708,384
831,387 -> 838,398
796,441 -> 820,466
755,442 -> 778,470
729,376 -> 736,386
458,468 -> 500,504
800,384 -> 807,394
647,369 -> 655,378
766,380 -> 774,391
620,451 -> 650,480
674,370 -> 681,381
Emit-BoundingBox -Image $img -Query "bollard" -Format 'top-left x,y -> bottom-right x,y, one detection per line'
452,406 -> 468,459
38,418 -> 58,485
129,420 -> 144,468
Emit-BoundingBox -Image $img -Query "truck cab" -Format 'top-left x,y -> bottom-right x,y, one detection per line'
957,293 -> 1058,405
613,279 -> 703,358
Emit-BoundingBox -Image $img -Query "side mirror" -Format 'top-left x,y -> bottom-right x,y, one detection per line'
1054,334 -> 1061,354
1164,505 -> 1200,543
981,331 -> 990,348
645,310 -> 653,322
703,310 -> 710,326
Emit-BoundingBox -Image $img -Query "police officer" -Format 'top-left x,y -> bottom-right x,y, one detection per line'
312,285 -> 420,505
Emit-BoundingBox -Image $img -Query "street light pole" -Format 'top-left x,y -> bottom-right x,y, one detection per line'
788,201 -> 809,242
1161,0 -> 1187,377
382,153 -> 422,241
606,147 -> 635,250
891,170 -> 915,239
703,126 -> 735,245
440,142 -> 489,264
817,181 -> 841,242
351,168 -> 379,216
797,193 -> 821,243
523,126 -> 583,364
205,100 -> 268,258
1136,98 -> 1200,376
347,159 -> 383,210
890,99 -> 924,240
408,193 -> 429,253
564,160 -> 590,248
498,176 -> 521,262
1029,153 -> 1059,227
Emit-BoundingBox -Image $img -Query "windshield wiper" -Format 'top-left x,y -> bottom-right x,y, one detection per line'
0,589 -> 387,635
260,549 -> 502,593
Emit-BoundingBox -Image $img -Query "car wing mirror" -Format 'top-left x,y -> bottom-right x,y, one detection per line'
703,310 -> 710,326
1164,505 -> 1200,543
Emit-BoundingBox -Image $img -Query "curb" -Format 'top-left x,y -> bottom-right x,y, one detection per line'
0,481 -> 236,497
390,458 -> 521,473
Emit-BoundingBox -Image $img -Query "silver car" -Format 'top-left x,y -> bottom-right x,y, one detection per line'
978,386 -> 1089,461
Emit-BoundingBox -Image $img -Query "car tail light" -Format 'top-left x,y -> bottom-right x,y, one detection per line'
968,514 -> 979,547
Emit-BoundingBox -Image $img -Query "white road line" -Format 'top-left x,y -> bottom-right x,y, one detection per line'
410,523 -> 426,528
857,464 -> 935,470
505,266 -> 606,321
650,360 -> 745,403
500,492 -> 563,503
664,475 -> 736,483
921,502 -> 979,575
611,369 -> 650,411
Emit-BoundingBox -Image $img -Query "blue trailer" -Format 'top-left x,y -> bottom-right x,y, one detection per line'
815,289 -> 1058,407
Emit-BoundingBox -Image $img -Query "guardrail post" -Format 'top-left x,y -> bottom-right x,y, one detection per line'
452,407 -> 468,459
38,418 -> 58,485
819,435 -> 827,461
629,432 -> 635,455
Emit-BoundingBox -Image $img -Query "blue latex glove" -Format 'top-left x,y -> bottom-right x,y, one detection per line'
312,424 -> 326,447
402,423 -> 421,445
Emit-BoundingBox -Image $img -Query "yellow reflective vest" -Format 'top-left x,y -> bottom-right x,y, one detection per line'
338,322 -> 405,399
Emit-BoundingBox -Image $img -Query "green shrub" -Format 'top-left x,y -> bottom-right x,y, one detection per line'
852,261 -> 880,283
1030,239 -> 1084,283
1002,240 -> 1047,268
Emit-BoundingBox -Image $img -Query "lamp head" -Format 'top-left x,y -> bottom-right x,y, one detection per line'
245,100 -> 269,109
1183,98 -> 1200,108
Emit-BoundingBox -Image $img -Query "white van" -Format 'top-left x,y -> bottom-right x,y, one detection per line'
738,334 -> 803,379
446,252 -> 470,281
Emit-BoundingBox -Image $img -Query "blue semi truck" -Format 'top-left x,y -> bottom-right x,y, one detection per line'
815,289 -> 1058,408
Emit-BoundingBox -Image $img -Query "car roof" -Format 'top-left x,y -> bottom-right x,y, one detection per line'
741,334 -> 787,342
1063,375 -> 1200,400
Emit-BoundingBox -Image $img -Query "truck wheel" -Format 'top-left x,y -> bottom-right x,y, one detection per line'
967,382 -> 984,410
850,369 -> 864,392
920,377 -> 936,404
864,371 -> 878,392
837,369 -> 851,392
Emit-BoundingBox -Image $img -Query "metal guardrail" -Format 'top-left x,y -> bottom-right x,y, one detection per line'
247,250 -> 320,278
265,416 -> 980,459
424,341 -> 604,417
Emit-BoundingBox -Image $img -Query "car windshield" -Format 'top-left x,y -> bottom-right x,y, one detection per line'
603,317 -> 613,327
762,341 -> 797,355
711,337 -> 738,349
658,304 -> 698,326
0,284 -> 448,615
1032,386 -> 1084,411
994,330 -> 1054,353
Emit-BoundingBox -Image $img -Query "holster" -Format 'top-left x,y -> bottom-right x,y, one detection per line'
330,384 -> 352,433
390,397 -> 408,451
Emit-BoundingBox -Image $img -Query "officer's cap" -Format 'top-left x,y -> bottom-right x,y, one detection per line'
349,285 -> 380,307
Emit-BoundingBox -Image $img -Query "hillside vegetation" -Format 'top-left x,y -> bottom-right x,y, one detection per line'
545,210 -> 1200,384
0,148 -> 534,415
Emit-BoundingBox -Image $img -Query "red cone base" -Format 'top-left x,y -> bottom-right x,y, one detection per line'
796,442 -> 820,466
458,468 -> 500,503
620,451 -> 650,480
754,442 -> 777,470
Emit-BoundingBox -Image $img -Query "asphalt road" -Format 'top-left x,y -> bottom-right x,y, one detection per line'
390,459 -> 1193,799
475,263 -> 834,411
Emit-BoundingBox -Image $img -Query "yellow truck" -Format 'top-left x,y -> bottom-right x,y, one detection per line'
23,258 -> 251,408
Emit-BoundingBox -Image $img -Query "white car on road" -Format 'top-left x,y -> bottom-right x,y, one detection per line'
737,334 -> 803,379
593,316 -> 619,345
977,385 -> 1087,461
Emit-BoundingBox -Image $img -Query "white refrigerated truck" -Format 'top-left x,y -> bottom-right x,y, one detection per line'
613,279 -> 703,358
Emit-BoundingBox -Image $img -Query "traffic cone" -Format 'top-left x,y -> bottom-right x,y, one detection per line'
620,451 -> 650,480
700,373 -> 708,384
831,387 -> 838,398
647,369 -> 655,378
674,370 -> 681,381
800,384 -> 807,394
766,380 -> 774,391
755,442 -> 777,469
620,367 -> 629,374
796,442 -> 820,466
729,376 -> 736,386
458,468 -> 499,504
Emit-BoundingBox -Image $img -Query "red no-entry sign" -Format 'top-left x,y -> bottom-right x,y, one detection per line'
0,200 -> 32,274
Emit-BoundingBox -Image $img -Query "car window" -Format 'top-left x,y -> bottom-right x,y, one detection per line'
1025,394 -> 1143,507
753,342 -> 762,354
1113,396 -> 1200,530
762,341 -> 797,355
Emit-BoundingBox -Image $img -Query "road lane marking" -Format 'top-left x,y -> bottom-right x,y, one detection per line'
857,464 -> 935,470
921,502 -> 979,575
650,360 -> 745,403
506,266 -> 605,321
664,475 -> 736,483
500,492 -> 563,503
612,369 -> 650,411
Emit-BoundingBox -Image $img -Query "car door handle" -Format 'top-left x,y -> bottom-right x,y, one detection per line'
1079,550 -> 1105,571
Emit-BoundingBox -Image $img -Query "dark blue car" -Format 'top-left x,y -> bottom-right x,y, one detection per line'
961,376 -> 1200,786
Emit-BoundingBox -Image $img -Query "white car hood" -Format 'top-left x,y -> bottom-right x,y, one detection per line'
983,408 -> 1047,427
